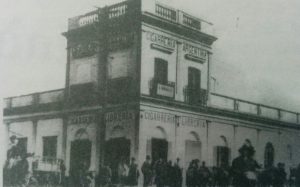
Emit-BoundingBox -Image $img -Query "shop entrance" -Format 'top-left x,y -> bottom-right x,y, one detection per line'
69,140 -> 92,183
104,138 -> 130,183
185,140 -> 201,166
151,138 -> 168,163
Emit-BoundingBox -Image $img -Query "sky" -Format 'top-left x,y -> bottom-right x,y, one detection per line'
0,0 -> 300,112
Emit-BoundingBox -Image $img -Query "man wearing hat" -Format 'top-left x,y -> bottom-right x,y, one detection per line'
4,135 -> 20,186
127,157 -> 139,186
141,155 -> 153,187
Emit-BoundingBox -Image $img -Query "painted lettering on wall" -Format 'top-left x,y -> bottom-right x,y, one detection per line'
146,31 -> 176,49
183,43 -> 207,60
105,111 -> 135,123
143,111 -> 175,124
142,111 -> 206,128
69,114 -> 95,124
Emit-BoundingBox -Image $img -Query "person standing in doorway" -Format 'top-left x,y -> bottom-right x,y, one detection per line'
98,164 -> 112,187
141,155 -> 153,187
273,163 -> 287,187
60,160 -> 66,186
198,161 -> 211,187
118,159 -> 129,187
127,157 -> 139,187
154,158 -> 165,187
173,158 -> 183,187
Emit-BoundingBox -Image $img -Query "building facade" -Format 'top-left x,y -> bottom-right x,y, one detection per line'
3,0 -> 300,185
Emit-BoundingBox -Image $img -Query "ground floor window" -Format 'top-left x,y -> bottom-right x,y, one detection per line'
43,136 -> 57,158
215,146 -> 230,167
264,142 -> 274,168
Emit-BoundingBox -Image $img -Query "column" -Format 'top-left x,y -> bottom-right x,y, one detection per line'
232,125 -> 237,160
255,129 -> 261,160
205,120 -> 210,165
62,117 -> 68,162
32,120 -> 38,154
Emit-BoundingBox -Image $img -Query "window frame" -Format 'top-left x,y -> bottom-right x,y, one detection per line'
42,136 -> 58,159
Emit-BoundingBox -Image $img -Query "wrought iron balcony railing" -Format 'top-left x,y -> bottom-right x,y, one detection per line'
183,86 -> 208,106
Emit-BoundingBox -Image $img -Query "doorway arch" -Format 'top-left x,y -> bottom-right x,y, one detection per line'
264,142 -> 275,168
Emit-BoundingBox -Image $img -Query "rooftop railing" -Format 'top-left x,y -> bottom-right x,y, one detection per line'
154,4 -> 214,36
67,1 -> 214,36
68,1 -> 131,31
155,3 -> 177,22
4,89 -> 64,109
210,93 -> 300,124
108,1 -> 129,19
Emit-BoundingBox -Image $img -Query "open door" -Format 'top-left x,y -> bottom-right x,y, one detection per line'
69,139 -> 92,184
151,138 -> 168,163
104,137 -> 131,184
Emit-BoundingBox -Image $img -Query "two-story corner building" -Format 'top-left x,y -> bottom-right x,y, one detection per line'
3,0 -> 300,186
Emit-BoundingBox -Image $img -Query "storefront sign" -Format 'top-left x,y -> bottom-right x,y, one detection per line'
142,111 -> 206,128
146,31 -> 176,52
143,111 -> 175,124
183,43 -> 207,63
157,83 -> 174,98
105,111 -> 135,123
180,116 -> 206,128
69,114 -> 95,124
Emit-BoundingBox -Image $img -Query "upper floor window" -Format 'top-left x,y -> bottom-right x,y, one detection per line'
107,49 -> 131,79
43,136 -> 57,158
154,58 -> 168,84
188,67 -> 201,90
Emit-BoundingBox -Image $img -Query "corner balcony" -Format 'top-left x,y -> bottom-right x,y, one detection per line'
149,78 -> 175,100
183,86 -> 208,106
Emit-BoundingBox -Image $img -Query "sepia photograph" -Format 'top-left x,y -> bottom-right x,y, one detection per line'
1,0 -> 300,186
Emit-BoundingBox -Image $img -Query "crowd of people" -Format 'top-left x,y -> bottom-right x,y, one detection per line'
139,141 -> 300,187
141,156 -> 183,187
96,157 -> 139,187
4,135 -> 300,187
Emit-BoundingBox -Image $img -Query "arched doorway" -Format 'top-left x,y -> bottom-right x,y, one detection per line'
69,129 -> 92,184
104,126 -> 130,184
185,131 -> 201,167
264,142 -> 274,168
151,126 -> 168,163
214,136 -> 230,167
